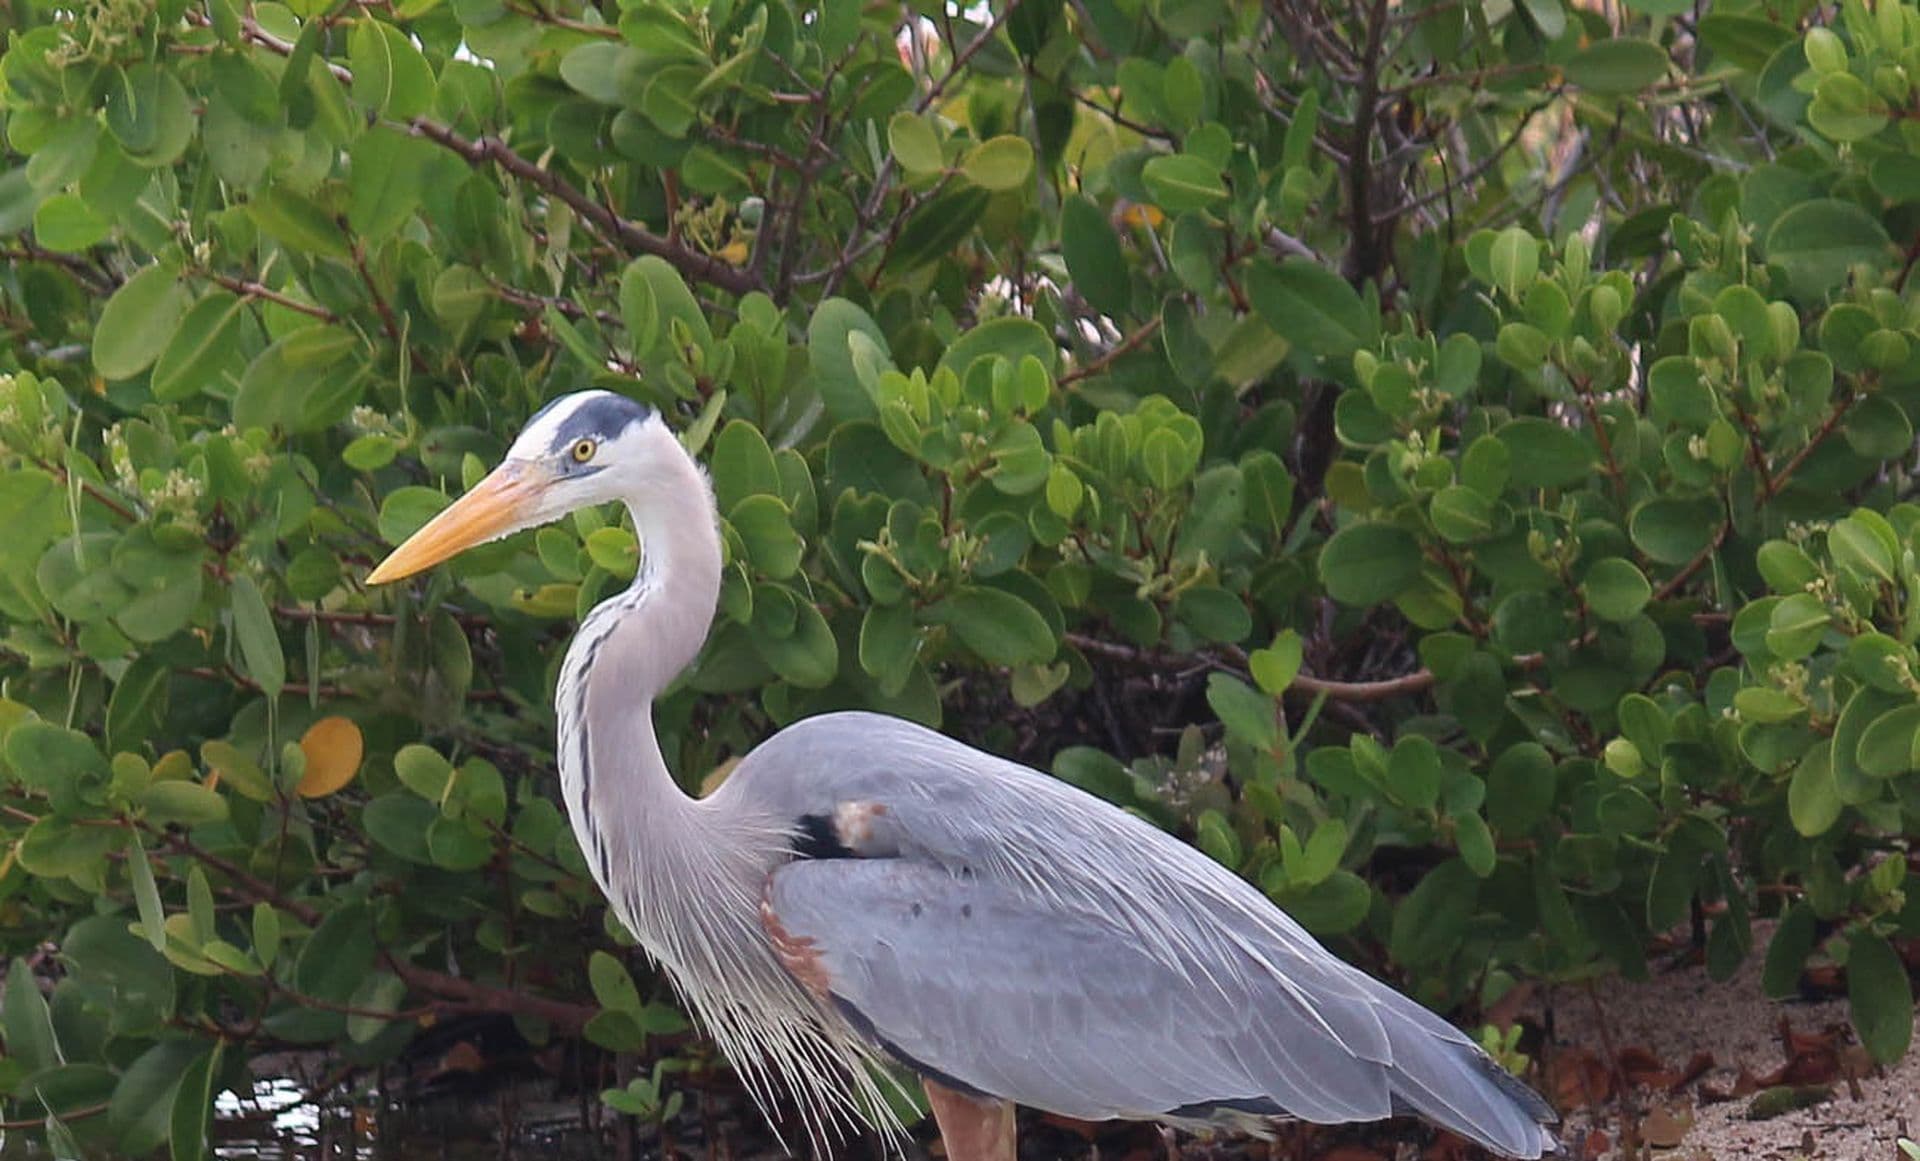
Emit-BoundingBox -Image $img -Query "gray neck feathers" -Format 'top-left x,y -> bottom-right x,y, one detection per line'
549,431 -> 898,1144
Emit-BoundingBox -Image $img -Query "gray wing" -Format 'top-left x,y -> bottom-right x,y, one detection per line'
767,857 -> 1389,1124
731,712 -> 1559,1159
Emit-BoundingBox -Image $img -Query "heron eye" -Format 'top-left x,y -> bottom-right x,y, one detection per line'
570,438 -> 597,464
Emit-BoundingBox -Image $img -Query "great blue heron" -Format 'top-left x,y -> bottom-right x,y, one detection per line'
367,390 -> 1560,1160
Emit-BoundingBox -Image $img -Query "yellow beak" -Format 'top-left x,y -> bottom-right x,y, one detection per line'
366,463 -> 544,585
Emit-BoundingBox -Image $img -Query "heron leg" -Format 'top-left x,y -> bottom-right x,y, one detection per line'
923,1078 -> 1016,1161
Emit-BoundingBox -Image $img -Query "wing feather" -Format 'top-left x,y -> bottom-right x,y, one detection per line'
732,712 -> 1558,1158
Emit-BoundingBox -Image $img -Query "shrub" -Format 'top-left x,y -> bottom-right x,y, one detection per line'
0,0 -> 1916,1151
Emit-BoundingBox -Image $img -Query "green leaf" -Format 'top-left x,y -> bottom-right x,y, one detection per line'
1206,673 -> 1278,749
622,256 -> 711,361
1061,195 -> 1129,318
1247,259 -> 1377,372
1565,38 -> 1670,92
1430,486 -> 1497,543
127,833 -> 166,953
886,112 -> 943,176
293,902 -> 375,1002
1697,13 -> 1793,71
1830,514 -> 1897,585
1317,522 -> 1421,605
1389,858 -> 1479,969
752,594 -> 839,687
168,1040 -> 220,1161
228,574 -> 285,699
94,263 -> 192,380
559,42 -> 632,104
246,185 -> 350,258
961,136 -> 1033,191
139,781 -> 230,826
1762,904 -> 1816,999
1854,704 -> 1920,778
105,63 -> 195,167
345,973 -> 405,1043
1248,629 -> 1304,696
1584,558 -> 1651,622
394,743 -> 454,801
1630,496 -> 1721,564
1455,812 -> 1497,877
1487,743 -> 1555,833
1487,227 -> 1539,299
729,495 -> 803,579
1809,72 -> 1889,142
1496,417 -> 1595,488
377,487 -> 451,545
933,587 -> 1055,666
32,194 -> 108,253
1387,736 -> 1443,811
350,18 -> 435,118
348,127 -> 431,241
807,299 -> 890,421
1766,199 -> 1893,299
110,1042 -> 200,1156
1140,153 -> 1229,211
5,721 -> 108,785
858,601 -> 917,689
4,956 -> 60,1072
642,66 -> 704,137
588,950 -> 643,1013
152,292 -> 246,402
1848,932 -> 1913,1065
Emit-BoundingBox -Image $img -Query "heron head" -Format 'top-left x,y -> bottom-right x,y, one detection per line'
367,390 -> 667,584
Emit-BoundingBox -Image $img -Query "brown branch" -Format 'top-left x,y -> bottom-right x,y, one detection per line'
1372,90 -> 1561,225
204,271 -> 339,322
1650,391 -> 1855,604
1343,0 -> 1393,282
152,830 -> 595,1032
1059,318 -> 1163,387
817,0 -> 1023,296
403,117 -> 760,297
0,1102 -> 110,1130
1650,514 -> 1730,603
1066,631 -> 1441,702
0,243 -> 117,295
28,454 -> 140,523
230,12 -> 756,297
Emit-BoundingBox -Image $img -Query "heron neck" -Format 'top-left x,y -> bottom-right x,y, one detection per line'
555,441 -> 724,920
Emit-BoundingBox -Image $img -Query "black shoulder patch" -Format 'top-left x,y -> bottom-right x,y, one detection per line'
791,813 -> 855,860
542,392 -> 654,456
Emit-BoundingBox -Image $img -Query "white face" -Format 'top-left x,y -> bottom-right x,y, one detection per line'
504,390 -> 672,524
364,390 -> 673,584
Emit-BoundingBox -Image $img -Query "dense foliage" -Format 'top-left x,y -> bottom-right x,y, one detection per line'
0,0 -> 1918,1152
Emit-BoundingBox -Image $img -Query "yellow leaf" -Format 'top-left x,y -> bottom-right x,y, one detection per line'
716,240 -> 750,266
298,716 -> 364,798
701,756 -> 741,797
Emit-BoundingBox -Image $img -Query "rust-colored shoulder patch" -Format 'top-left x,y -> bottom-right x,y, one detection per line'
759,885 -> 832,1001
833,800 -> 889,849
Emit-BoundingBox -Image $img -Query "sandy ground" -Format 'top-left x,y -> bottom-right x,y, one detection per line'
1542,925 -> 1919,1160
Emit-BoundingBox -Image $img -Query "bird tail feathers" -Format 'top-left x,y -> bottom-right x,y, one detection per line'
1372,987 -> 1561,1159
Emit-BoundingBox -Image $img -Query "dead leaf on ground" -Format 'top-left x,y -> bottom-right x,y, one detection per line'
1570,1127 -> 1610,1159
1669,1050 -> 1715,1093
1548,1047 -> 1614,1109
1756,1017 -> 1843,1087
1617,1045 -> 1667,1087
1641,1105 -> 1693,1148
